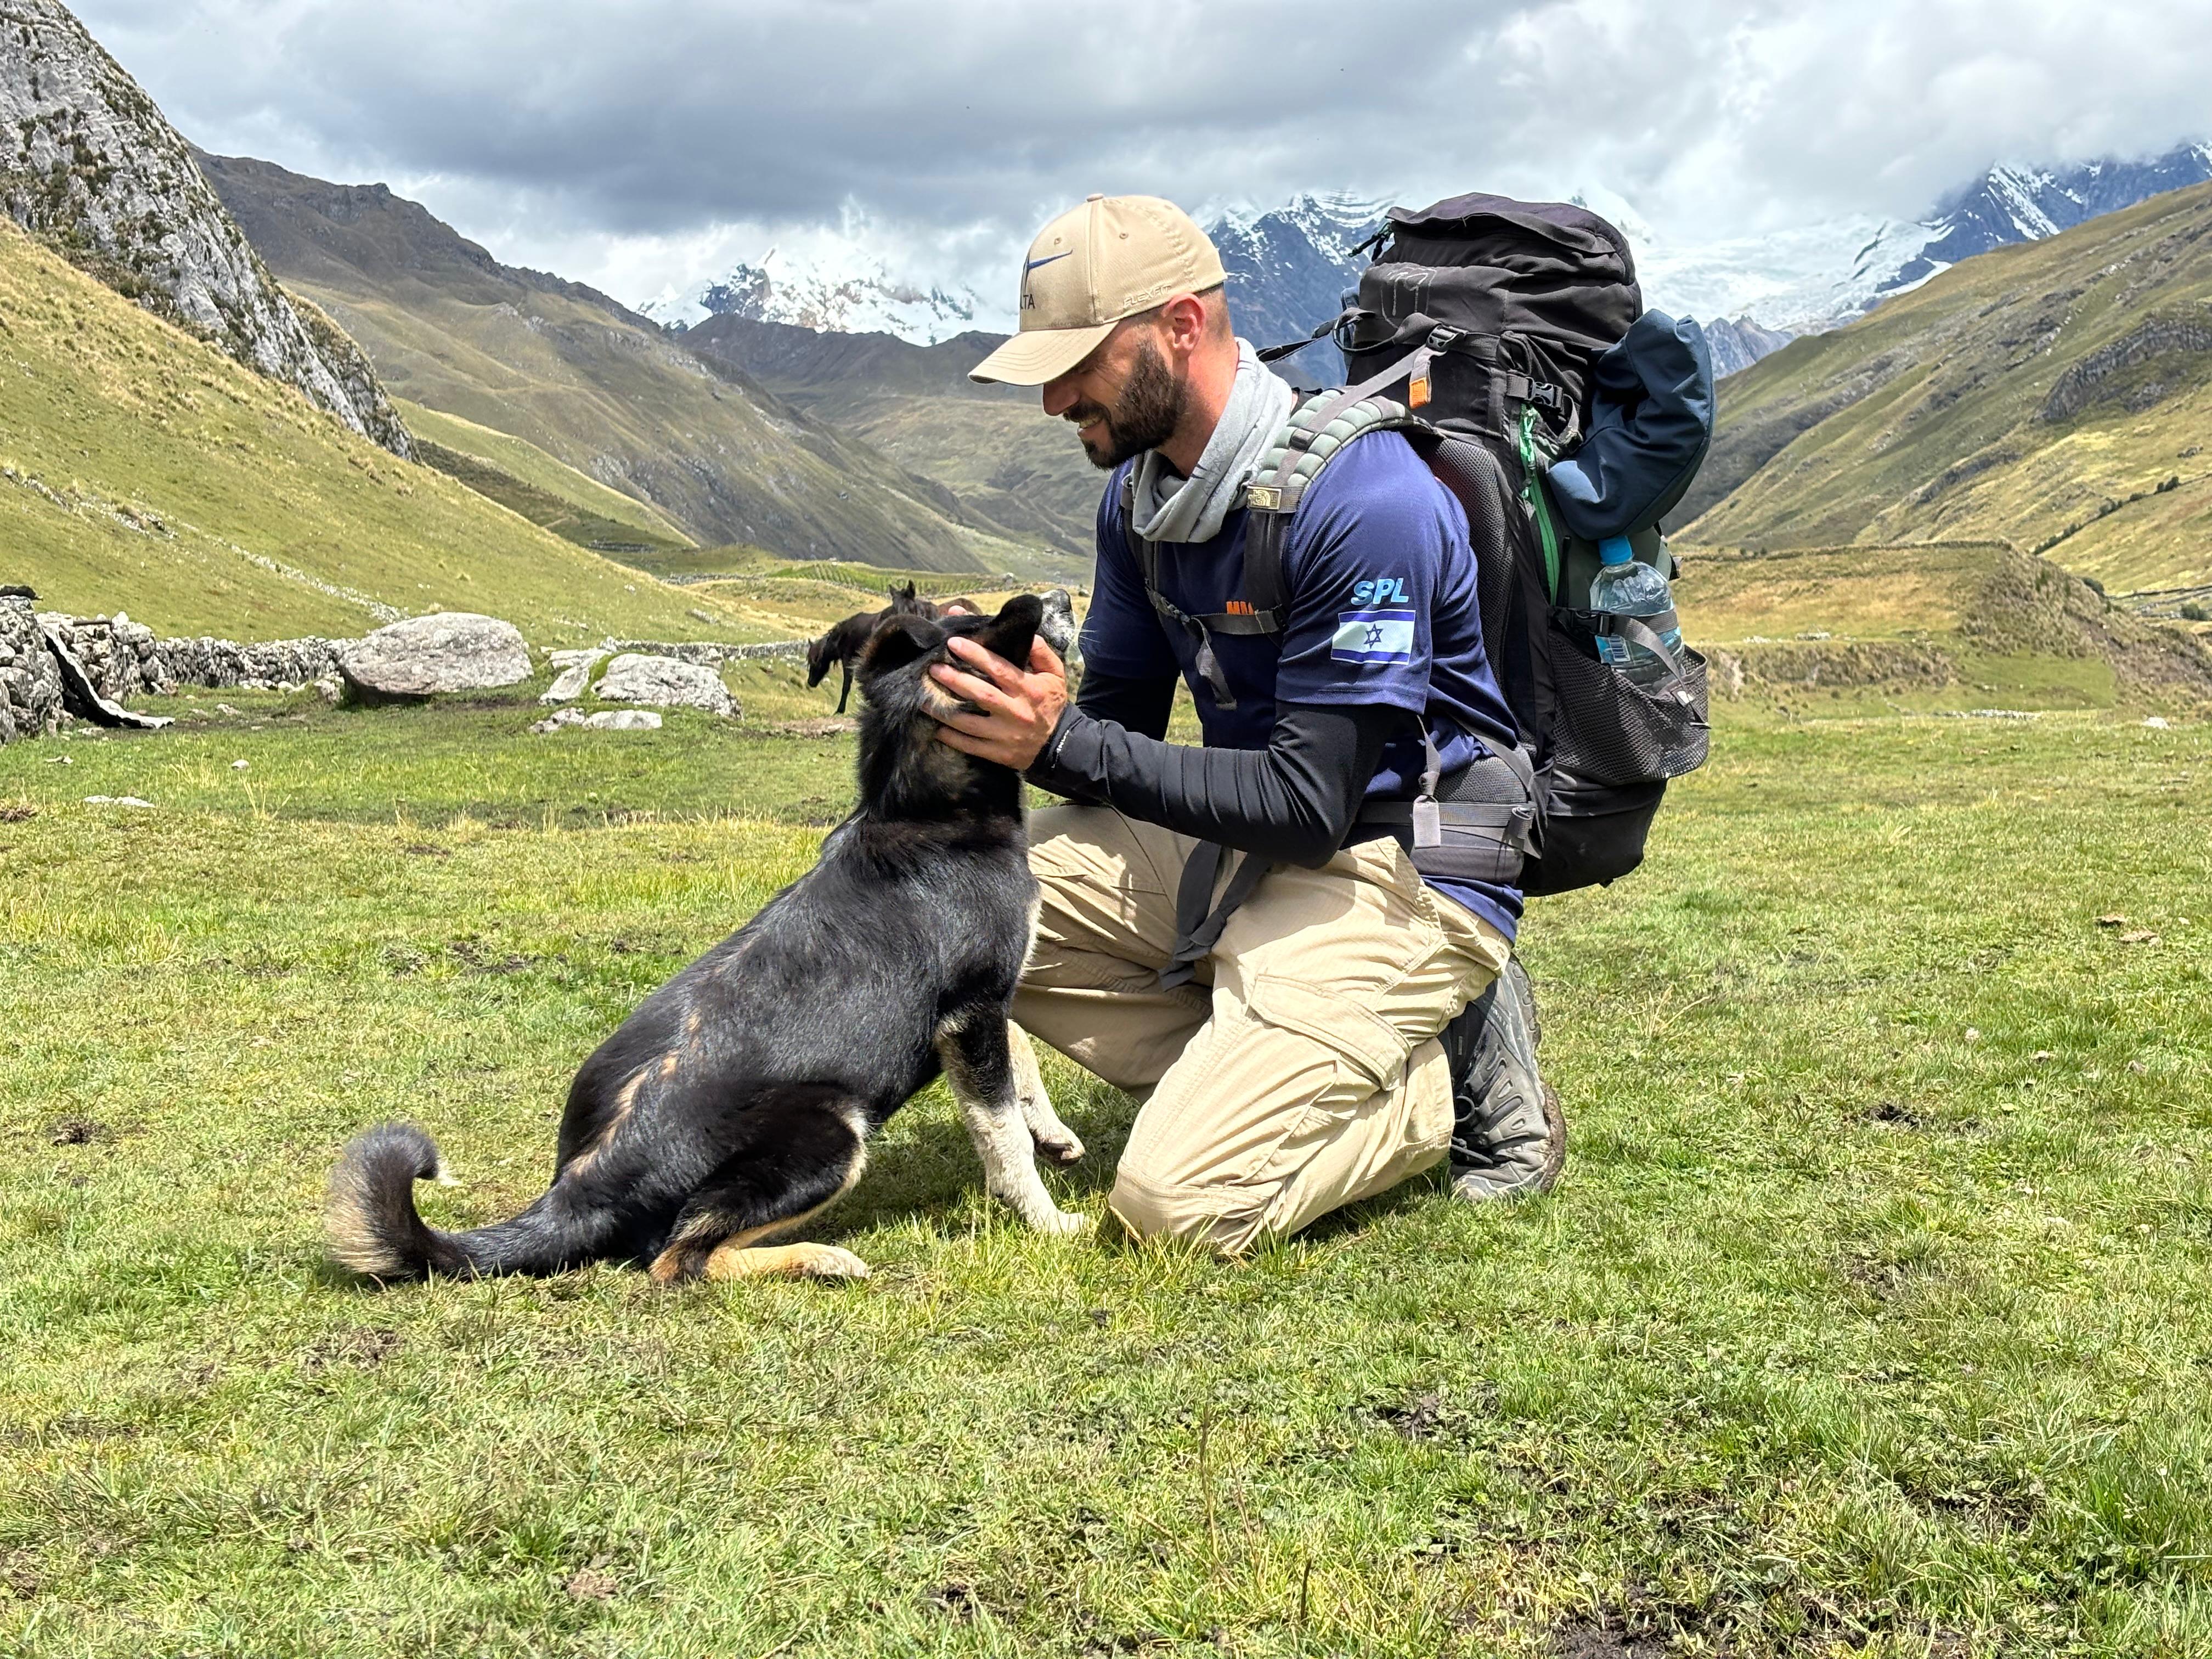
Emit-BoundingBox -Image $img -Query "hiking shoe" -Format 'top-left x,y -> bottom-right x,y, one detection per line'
1442,957 -> 1564,1201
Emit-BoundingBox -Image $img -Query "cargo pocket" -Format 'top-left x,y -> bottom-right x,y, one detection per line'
1242,974 -> 1450,1207
1246,974 -> 1410,1097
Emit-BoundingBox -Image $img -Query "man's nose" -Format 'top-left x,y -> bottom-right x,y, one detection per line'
1041,377 -> 1078,419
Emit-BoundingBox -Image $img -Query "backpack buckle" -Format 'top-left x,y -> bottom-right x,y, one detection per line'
1426,325 -> 1466,352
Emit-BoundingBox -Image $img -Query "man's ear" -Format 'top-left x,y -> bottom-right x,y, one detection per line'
978,593 -> 1045,666
859,611 -> 946,678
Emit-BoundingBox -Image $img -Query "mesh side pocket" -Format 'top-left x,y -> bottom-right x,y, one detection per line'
1545,623 -> 1709,788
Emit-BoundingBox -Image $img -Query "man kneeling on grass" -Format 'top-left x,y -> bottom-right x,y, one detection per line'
924,195 -> 1561,1255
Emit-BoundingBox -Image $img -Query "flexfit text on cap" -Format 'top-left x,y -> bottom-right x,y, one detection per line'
969,194 -> 1228,385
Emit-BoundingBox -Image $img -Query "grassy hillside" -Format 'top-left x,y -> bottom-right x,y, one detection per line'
196,153 -> 1054,578
395,400 -> 693,554
1678,541 -> 2212,710
1682,182 -> 2212,594
0,218 -> 767,643
680,315 -> 1101,562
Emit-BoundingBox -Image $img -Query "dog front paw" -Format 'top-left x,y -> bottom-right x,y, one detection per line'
1034,1130 -> 1085,1165
1030,1206 -> 1090,1237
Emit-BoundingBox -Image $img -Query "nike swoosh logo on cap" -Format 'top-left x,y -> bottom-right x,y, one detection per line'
1023,251 -> 1075,274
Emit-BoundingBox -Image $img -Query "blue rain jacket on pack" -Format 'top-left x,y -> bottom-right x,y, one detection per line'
1545,311 -> 1715,541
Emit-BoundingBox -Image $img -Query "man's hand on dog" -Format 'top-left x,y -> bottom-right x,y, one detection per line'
928,637 -> 1068,769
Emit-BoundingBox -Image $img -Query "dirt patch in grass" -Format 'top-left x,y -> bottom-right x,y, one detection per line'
301,1327 -> 402,1373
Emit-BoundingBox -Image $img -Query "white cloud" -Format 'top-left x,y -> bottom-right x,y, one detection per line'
72,0 -> 2212,307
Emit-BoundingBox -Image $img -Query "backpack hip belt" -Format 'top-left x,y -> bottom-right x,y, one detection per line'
1355,726 -> 1537,887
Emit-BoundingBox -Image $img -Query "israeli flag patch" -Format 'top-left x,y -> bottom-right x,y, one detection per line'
1331,609 -> 1416,664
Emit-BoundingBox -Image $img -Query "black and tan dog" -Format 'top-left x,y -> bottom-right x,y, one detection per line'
327,592 -> 1086,1285
806,583 -> 978,714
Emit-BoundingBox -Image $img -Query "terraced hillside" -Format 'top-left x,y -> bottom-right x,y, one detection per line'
196,153 -> 1039,575
0,217 -> 758,642
1682,182 -> 2212,596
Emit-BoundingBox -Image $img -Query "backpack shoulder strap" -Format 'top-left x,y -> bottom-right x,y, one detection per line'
1244,392 -> 1432,620
1119,398 -> 1429,707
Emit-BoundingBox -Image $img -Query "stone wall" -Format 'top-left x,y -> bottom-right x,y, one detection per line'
0,594 -> 64,741
0,608 -> 815,744
35,613 -> 343,698
599,637 -> 808,665
155,633 -> 345,692
36,611 -> 172,699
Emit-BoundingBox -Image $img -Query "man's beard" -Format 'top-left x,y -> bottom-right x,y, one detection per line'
1066,339 -> 1186,470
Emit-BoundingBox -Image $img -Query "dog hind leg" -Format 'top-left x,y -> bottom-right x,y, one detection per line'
939,1017 -> 1087,1236
1008,1022 -> 1084,1165
647,1098 -> 873,1285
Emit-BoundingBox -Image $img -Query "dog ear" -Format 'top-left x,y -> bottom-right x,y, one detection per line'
976,593 -> 1045,665
859,611 -> 946,678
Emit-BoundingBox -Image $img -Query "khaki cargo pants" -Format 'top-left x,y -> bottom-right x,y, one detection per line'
1013,805 -> 1511,1255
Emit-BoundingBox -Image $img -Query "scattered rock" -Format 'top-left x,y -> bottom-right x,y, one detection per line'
2119,930 -> 2161,945
2144,716 -> 2171,729
0,805 -> 34,823
541,647 -> 608,706
2097,914 -> 2128,927
2031,1050 -> 2057,1062
81,795 -> 154,807
338,613 -> 532,701
230,759 -> 249,770
313,676 -> 343,705
529,707 -> 665,733
594,653 -> 735,716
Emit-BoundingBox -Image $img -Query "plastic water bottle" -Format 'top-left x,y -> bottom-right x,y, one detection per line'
1588,535 -> 1681,686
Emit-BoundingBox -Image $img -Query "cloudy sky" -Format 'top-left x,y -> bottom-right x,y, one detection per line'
74,0 -> 2212,312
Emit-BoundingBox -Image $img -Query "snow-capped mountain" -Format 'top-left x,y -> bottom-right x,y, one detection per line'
641,246 -> 992,343
1209,191 -> 1387,363
628,141 -> 2212,381
1898,144 -> 2212,289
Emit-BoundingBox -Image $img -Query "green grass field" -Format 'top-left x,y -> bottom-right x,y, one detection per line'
2,675 -> 2208,1656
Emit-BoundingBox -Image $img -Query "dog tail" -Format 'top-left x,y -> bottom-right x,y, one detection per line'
324,1122 -> 595,1281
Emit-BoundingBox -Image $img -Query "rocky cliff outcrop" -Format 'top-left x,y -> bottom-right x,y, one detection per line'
0,0 -> 411,456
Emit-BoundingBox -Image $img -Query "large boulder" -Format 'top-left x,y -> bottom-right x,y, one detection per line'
338,613 -> 531,701
594,653 -> 736,717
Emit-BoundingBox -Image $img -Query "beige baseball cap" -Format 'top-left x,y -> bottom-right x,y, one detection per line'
969,194 -> 1228,386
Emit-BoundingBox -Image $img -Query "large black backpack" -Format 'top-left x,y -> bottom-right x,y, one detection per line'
1239,192 -> 1713,895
